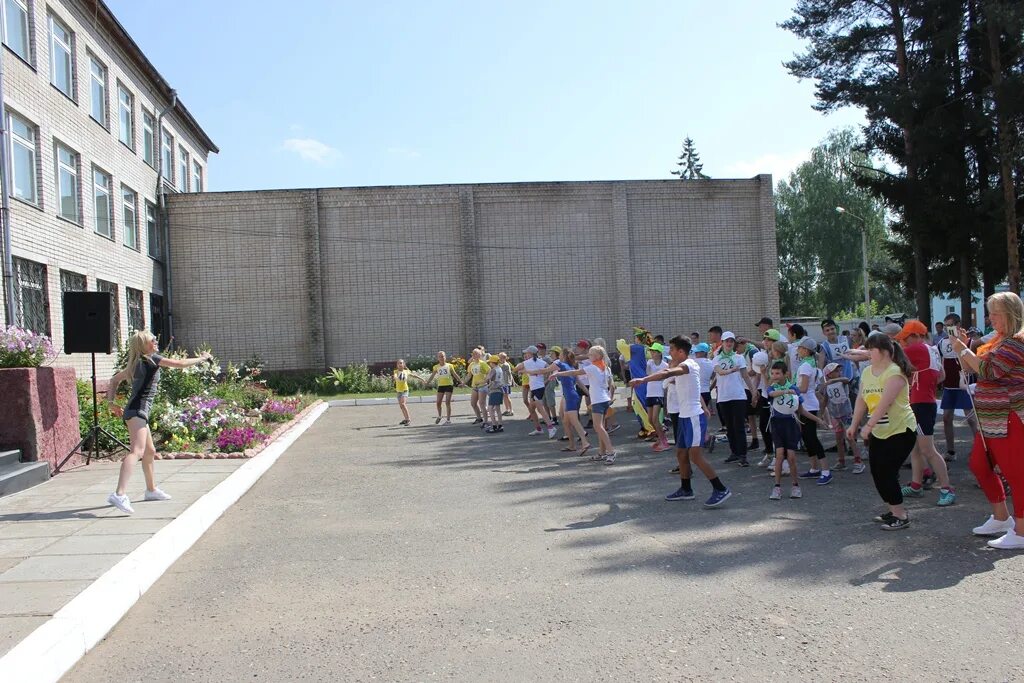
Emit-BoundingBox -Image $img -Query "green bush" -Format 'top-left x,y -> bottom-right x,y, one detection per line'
76,380 -> 130,451
210,381 -> 272,410
405,355 -> 436,372
262,371 -> 321,396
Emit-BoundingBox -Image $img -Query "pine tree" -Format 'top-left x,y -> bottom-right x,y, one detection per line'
671,137 -> 710,180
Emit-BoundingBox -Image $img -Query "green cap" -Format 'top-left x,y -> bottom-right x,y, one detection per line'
763,329 -> 781,341
649,343 -> 665,354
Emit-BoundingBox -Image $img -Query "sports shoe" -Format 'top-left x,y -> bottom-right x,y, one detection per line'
758,454 -> 772,468
944,450 -> 957,462
473,417 -> 484,424
832,461 -> 847,471
652,441 -> 672,453
107,492 -> 134,514
987,530 -> 1024,550
528,428 -> 544,436
670,466 -> 680,474
901,484 -> 923,498
608,424 -> 621,434
851,462 -> 866,474
937,488 -> 956,507
603,453 -> 616,465
798,470 -> 821,479
143,488 -> 172,501
737,459 -> 750,468
444,419 -> 452,425
922,471 -> 936,490
769,485 -> 782,500
723,454 -> 741,464
717,426 -> 727,434
704,488 -> 732,508
972,515 -> 1015,536
435,417 -> 442,425
484,425 -> 495,433
590,452 -> 607,461
790,485 -> 802,499
881,515 -> 910,530
399,419 -> 409,426
502,410 -> 514,417
816,472 -> 833,486
665,486 -> 695,501
547,426 -> 558,439
873,511 -> 896,524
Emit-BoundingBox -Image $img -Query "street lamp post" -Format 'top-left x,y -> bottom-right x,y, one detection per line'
836,206 -> 870,316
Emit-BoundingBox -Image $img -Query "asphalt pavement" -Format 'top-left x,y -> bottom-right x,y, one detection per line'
65,403 -> 1023,682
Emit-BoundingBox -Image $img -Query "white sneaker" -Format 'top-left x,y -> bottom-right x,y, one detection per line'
603,452 -> 616,465
769,485 -> 781,500
144,488 -> 172,501
547,427 -> 558,440
528,428 -> 543,436
790,485 -> 802,499
107,492 -> 134,514
973,515 -> 1016,537
444,419 -> 452,425
987,529 -> 1024,550
758,455 -> 772,468
852,462 -> 866,474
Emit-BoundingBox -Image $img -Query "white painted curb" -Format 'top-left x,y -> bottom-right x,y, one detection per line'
0,402 -> 329,683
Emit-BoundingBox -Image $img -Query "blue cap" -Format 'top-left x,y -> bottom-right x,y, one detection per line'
694,343 -> 711,353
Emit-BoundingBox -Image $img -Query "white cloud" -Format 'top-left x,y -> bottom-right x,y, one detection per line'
281,137 -> 340,165
386,146 -> 421,160
724,151 -> 809,183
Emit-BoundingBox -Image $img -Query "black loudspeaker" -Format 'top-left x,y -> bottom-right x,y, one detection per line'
63,291 -> 114,354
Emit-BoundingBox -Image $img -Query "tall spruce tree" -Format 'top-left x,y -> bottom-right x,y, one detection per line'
671,137 -> 710,180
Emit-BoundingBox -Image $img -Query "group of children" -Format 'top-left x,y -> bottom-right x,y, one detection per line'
390,316 -> 976,521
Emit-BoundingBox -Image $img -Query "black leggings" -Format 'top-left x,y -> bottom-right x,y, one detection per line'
758,402 -> 773,452
869,429 -> 917,505
800,410 -> 825,461
719,399 -> 748,457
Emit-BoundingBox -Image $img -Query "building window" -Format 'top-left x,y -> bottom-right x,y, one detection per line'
177,145 -> 188,192
947,305 -> 955,314
8,111 -> 37,204
117,84 -> 133,148
121,186 -> 138,250
145,200 -> 160,259
149,292 -> 164,342
89,56 -> 107,126
49,14 -> 73,98
13,257 -> 49,335
55,142 -> 79,222
60,269 -> 86,293
142,109 -> 155,167
93,167 -> 112,238
96,279 -> 119,344
160,128 -> 173,179
191,160 -> 203,193
3,0 -> 31,63
126,287 -> 145,333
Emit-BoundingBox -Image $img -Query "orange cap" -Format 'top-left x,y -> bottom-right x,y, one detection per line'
895,320 -> 929,341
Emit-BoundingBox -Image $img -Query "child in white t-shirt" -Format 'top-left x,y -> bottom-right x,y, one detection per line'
644,343 -> 671,452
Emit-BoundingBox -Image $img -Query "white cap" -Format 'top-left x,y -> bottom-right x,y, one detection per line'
722,331 -> 736,341
752,351 -> 769,369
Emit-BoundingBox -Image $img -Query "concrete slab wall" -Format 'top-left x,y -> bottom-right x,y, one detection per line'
167,178 -> 779,370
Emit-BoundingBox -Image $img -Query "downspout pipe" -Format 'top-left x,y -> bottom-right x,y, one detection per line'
155,91 -> 177,347
0,46 -> 16,326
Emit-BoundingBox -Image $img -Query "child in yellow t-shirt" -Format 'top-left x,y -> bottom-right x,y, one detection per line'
393,359 -> 424,426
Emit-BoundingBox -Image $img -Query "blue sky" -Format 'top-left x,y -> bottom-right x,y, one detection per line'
107,0 -> 864,192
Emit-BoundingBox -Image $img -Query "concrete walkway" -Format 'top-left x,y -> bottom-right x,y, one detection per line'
0,459 -> 244,654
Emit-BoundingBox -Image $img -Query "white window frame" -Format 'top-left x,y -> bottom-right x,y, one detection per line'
160,128 -> 173,179
121,185 -> 138,250
3,0 -> 32,63
89,55 -> 107,127
55,142 -> 79,223
142,109 -> 155,167
93,166 -> 112,238
191,160 -> 203,193
117,83 -> 134,149
177,145 -> 188,192
48,14 -> 73,98
8,110 -> 37,204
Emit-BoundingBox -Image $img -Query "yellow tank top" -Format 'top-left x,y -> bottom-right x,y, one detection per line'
859,362 -> 916,439
469,361 -> 490,387
393,370 -> 410,392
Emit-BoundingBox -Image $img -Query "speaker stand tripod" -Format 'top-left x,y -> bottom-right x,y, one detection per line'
54,353 -> 129,475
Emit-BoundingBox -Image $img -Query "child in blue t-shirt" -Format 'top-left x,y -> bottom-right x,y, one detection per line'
767,362 -> 824,500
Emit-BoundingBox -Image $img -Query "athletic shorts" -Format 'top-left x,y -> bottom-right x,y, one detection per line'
940,388 -> 972,411
591,401 -> 611,415
701,392 -> 712,408
565,393 -> 582,412
771,416 -> 801,451
437,385 -> 454,394
530,388 -> 546,401
396,391 -> 409,400
830,414 -> 852,431
502,386 -> 512,395
912,402 -> 937,436
645,396 -> 665,408
675,414 -> 707,449
488,391 -> 504,407
474,385 -> 488,393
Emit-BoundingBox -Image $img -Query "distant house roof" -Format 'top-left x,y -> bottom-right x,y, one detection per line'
88,0 -> 219,154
